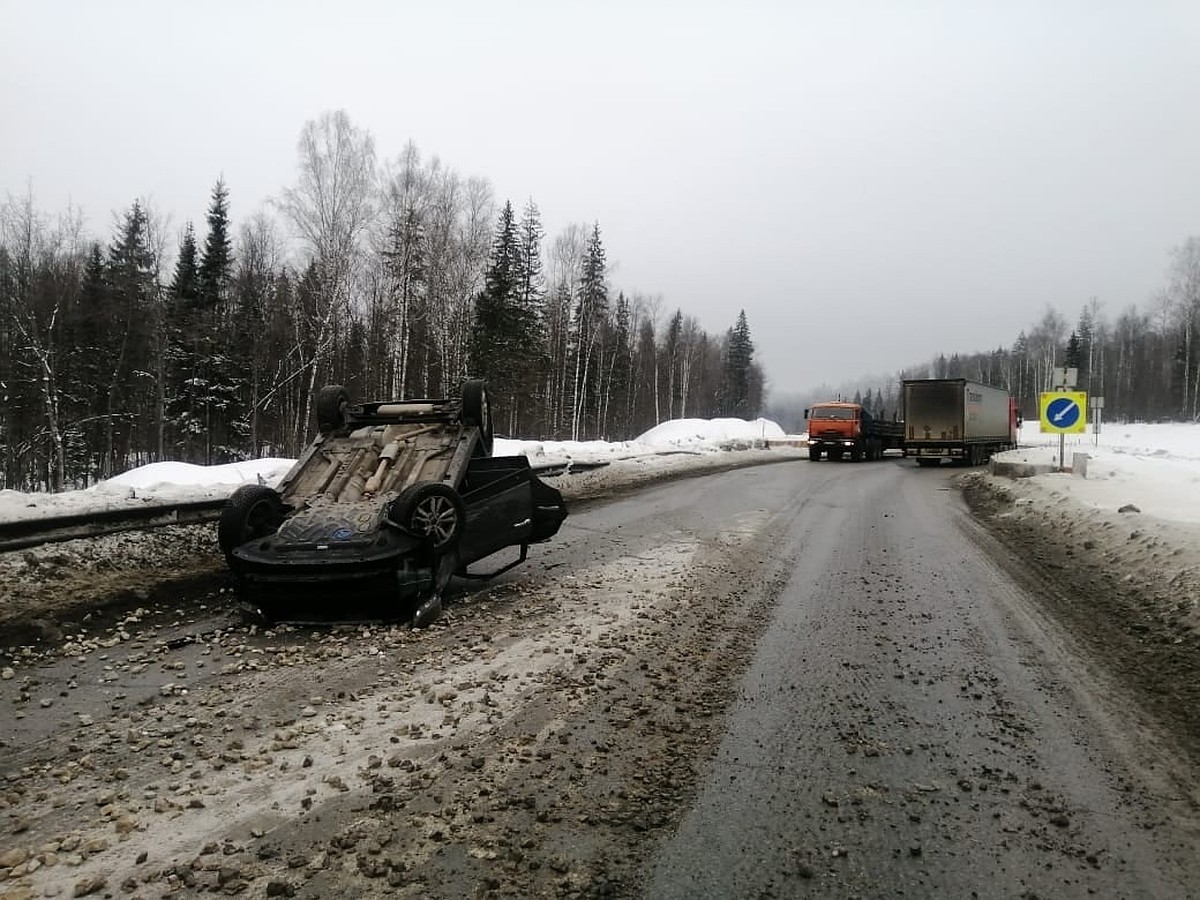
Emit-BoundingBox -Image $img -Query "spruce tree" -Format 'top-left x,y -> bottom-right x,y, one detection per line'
170,223 -> 199,305
185,180 -> 236,462
469,202 -> 520,406
571,223 -> 609,437
101,202 -> 155,474
1065,330 -> 1082,368
608,293 -> 633,436
512,200 -> 547,431
664,310 -> 683,419
723,310 -> 755,417
196,178 -> 233,308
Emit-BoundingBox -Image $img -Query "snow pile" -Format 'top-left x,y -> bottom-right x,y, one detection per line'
499,417 -> 788,465
636,417 -> 785,446
99,459 -> 297,494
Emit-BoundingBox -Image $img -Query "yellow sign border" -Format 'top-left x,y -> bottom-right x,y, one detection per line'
1039,392 -> 1087,433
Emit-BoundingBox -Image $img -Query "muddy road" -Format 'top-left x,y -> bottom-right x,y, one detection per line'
2,458 -> 1199,898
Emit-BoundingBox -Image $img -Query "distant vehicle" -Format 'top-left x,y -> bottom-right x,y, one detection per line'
804,401 -> 905,461
217,380 -> 568,626
902,378 -> 1019,467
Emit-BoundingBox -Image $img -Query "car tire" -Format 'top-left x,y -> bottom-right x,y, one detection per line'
316,385 -> 350,434
392,482 -> 465,552
219,485 -> 285,559
461,379 -> 494,457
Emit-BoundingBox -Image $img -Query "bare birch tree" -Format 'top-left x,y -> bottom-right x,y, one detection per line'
277,110 -> 377,443
546,224 -> 586,437
1,190 -> 75,488
1168,238 -> 1200,418
235,211 -> 286,452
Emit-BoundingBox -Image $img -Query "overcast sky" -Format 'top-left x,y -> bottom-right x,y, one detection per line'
4,0 -> 1199,397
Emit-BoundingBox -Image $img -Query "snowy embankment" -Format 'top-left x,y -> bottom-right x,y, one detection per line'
0,418 -> 798,525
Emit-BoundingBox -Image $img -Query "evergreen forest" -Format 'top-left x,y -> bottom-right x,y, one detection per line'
1,112 -> 763,492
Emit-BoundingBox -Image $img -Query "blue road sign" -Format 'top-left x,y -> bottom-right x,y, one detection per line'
1046,396 -> 1080,428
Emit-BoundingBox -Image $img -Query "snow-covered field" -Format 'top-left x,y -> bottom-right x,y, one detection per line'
998,420 -> 1200,525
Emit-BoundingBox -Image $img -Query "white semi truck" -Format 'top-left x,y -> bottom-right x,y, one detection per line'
902,378 -> 1019,467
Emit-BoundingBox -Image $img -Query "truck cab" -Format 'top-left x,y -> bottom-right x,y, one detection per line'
805,402 -> 903,462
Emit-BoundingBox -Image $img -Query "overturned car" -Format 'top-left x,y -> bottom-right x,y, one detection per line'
217,380 -> 568,625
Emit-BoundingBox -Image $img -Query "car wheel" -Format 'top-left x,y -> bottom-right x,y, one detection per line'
219,485 -> 285,559
393,482 -> 465,552
461,379 -> 494,457
316,385 -> 350,434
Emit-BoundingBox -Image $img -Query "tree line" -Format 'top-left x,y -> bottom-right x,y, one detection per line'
0,111 -> 764,492
767,242 -> 1200,433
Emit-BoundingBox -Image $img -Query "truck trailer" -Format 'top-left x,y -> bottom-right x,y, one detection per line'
902,378 -> 1018,467
805,401 -> 905,462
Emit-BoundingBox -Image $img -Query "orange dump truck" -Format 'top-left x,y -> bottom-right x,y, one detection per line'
804,402 -> 905,462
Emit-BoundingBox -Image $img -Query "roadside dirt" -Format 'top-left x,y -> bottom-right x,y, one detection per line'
959,470 -> 1200,761
0,526 -> 225,648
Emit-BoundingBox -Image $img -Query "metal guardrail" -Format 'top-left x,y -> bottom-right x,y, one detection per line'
0,499 -> 227,553
0,461 -> 611,554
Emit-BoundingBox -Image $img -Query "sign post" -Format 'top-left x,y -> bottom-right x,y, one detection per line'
1092,396 -> 1105,446
1039,389 -> 1087,472
1045,368 -> 1079,471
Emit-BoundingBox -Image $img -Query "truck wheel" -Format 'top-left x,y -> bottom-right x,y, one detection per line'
915,458 -> 939,468
461,380 -> 494,457
316,385 -> 350,434
829,449 -> 843,461
808,447 -> 821,461
850,446 -> 863,462
219,485 -> 285,559
392,482 -> 465,552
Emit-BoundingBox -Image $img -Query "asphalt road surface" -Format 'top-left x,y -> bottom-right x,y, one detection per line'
1,456 -> 1197,899
644,458 -> 1200,898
